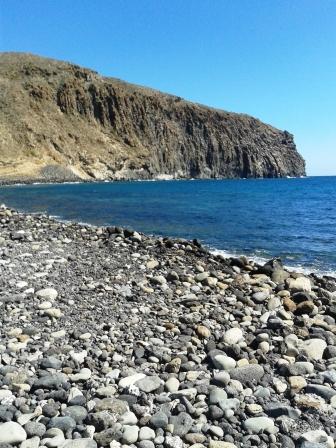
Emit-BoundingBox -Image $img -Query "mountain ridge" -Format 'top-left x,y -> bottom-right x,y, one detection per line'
0,52 -> 306,181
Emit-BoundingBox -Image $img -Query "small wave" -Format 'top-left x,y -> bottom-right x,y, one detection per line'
211,248 -> 336,278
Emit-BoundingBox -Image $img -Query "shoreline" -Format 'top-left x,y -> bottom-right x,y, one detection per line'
0,189 -> 334,279
0,203 -> 336,446
0,174 -> 311,188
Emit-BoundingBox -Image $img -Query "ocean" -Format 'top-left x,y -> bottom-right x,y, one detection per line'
1,176 -> 335,276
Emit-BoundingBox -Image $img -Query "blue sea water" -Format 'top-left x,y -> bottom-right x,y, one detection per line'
0,176 -> 335,275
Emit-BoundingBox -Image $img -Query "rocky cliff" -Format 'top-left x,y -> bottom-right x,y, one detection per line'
0,52 -> 305,181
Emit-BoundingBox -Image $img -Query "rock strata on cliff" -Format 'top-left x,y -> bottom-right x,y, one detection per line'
0,52 -> 306,181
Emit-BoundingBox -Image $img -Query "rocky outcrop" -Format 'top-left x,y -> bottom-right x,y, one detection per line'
0,52 -> 305,181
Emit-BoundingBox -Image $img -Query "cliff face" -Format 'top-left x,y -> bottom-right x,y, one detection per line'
0,52 -> 306,181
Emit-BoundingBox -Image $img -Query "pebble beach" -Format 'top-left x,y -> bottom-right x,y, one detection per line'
0,204 -> 336,448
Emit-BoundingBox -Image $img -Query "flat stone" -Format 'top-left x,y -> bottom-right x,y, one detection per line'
61,440 -> 97,448
36,288 -> 58,300
305,384 -> 336,401
289,376 -> 307,392
244,417 -> 275,434
20,436 -> 40,448
264,403 -> 300,419
252,291 -> 269,302
96,385 -> 117,397
135,375 -> 161,392
287,277 -> 312,293
299,429 -> 334,448
70,368 -> 92,382
301,339 -> 327,360
218,398 -> 240,412
209,443 -> 237,448
229,365 -> 264,384
95,398 -> 129,415
48,416 -> 76,431
281,362 -> 314,376
119,373 -> 146,389
33,373 -> 69,389
0,421 -> 27,443
40,356 -> 62,370
44,308 -> 62,318
213,355 -> 236,370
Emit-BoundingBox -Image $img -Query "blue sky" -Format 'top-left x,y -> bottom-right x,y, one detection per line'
1,0 -> 335,175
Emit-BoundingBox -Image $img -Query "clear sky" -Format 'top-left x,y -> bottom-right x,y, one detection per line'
1,0 -> 335,175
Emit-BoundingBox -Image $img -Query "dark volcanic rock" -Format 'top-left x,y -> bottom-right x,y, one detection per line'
0,53 -> 306,182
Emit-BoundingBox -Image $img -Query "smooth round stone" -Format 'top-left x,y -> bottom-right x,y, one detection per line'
218,398 -> 240,412
213,371 -> 230,386
229,365 -> 264,385
138,441 -> 155,448
36,288 -> 58,301
38,301 -> 52,310
24,421 -> 46,437
149,411 -> 168,429
209,426 -> 224,438
48,416 -> 76,431
0,390 -> 13,400
40,356 -> 62,370
63,405 -> 88,423
70,368 -> 92,382
165,377 -> 180,393
259,341 -> 270,353
213,355 -> 236,371
0,421 -> 27,443
252,291 -> 269,302
44,308 -> 62,318
79,332 -> 91,340
288,376 -> 307,392
122,425 -> 139,444
209,387 -> 227,404
246,404 -> 263,415
196,325 -> 211,338
223,328 -> 243,345
118,411 -> 138,425
139,427 -> 156,440
244,417 -> 275,434
70,350 -> 87,364
209,442 -> 237,448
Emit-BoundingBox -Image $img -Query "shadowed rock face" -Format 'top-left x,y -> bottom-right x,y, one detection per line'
0,52 -> 306,181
